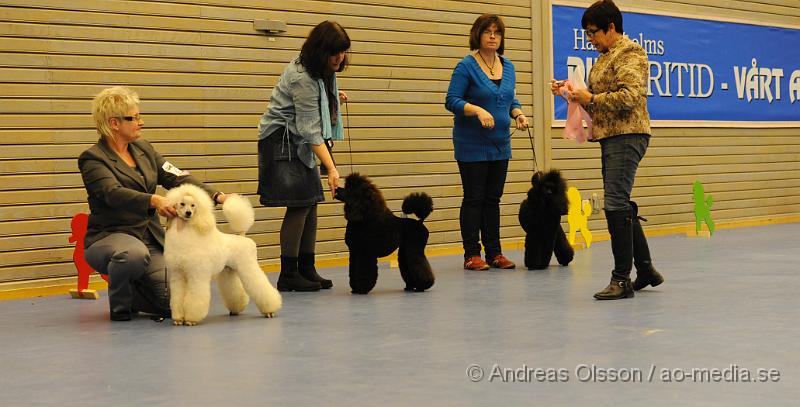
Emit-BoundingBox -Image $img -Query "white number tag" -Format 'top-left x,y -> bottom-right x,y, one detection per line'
162,161 -> 189,177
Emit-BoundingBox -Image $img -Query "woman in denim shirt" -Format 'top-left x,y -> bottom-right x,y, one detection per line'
258,21 -> 350,291
445,14 -> 529,271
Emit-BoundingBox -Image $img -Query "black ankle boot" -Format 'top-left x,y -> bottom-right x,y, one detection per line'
298,252 -> 332,289
630,201 -> 664,291
110,310 -> 134,321
277,256 -> 321,292
633,263 -> 664,291
594,279 -> 634,300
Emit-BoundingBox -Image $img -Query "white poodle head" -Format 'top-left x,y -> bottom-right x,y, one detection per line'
166,184 -> 216,233
175,194 -> 198,220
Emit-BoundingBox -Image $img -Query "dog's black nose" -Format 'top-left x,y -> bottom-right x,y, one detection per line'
185,211 -> 192,218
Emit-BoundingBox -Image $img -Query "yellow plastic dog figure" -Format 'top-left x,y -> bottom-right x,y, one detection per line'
567,187 -> 593,248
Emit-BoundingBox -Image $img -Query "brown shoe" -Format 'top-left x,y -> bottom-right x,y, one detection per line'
464,256 -> 490,271
593,279 -> 634,300
487,254 -> 516,269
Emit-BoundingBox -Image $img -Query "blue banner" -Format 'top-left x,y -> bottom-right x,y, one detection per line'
552,5 -> 800,123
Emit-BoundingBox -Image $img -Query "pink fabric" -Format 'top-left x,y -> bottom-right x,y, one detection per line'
557,80 -> 593,143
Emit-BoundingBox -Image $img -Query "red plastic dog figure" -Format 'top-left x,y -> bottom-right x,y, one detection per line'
69,213 -> 108,298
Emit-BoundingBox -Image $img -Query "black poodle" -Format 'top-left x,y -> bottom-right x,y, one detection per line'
518,170 -> 574,270
334,173 -> 435,294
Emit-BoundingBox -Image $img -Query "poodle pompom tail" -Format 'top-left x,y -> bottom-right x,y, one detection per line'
402,192 -> 434,221
222,194 -> 255,234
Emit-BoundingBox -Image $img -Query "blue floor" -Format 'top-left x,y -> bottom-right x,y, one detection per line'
1,223 -> 798,406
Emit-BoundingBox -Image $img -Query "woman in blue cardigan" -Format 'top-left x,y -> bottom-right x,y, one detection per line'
445,14 -> 529,271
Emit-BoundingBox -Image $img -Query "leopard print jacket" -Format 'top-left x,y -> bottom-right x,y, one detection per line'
587,35 -> 651,141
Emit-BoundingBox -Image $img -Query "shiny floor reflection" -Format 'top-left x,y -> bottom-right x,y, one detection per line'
1,223 -> 797,406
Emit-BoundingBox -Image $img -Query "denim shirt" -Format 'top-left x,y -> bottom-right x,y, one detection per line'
258,57 -> 327,169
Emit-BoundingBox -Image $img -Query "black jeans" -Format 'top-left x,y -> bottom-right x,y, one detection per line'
457,160 -> 509,259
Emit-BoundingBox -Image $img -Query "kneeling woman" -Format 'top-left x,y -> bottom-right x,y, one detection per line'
79,86 -> 224,321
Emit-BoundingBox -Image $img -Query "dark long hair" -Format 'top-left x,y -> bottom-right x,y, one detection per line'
299,21 -> 351,79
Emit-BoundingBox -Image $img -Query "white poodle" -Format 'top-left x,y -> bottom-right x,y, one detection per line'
164,184 -> 282,326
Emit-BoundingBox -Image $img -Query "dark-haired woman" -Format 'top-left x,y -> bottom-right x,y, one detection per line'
445,14 -> 529,271
551,0 -> 663,300
258,20 -> 350,291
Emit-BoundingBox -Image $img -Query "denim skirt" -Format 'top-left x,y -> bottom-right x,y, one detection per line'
257,127 -> 324,207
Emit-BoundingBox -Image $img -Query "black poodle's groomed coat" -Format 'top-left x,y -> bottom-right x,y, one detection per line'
518,170 -> 574,270
334,173 -> 435,294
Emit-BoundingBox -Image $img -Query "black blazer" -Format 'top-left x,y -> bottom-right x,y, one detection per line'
78,138 -> 218,248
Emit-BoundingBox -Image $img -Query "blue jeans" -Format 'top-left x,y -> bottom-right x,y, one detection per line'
600,134 -> 650,212
457,160 -> 509,259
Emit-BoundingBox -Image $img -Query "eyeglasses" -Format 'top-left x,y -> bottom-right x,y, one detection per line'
482,30 -> 502,37
585,27 -> 601,38
118,115 -> 142,122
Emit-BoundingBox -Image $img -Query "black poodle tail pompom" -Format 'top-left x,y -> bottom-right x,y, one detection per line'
402,192 -> 433,221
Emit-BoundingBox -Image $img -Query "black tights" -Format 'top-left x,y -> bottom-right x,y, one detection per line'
280,205 -> 317,257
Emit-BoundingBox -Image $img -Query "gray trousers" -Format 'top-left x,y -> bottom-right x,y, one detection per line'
600,134 -> 650,211
84,232 -> 170,317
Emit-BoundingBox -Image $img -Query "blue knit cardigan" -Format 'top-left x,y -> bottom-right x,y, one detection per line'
445,55 -> 522,162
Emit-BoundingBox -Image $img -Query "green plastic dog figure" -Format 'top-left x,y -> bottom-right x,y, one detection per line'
692,181 -> 715,236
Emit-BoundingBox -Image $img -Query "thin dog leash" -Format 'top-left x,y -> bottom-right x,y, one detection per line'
525,125 -> 539,173
344,98 -> 354,175
511,121 -> 539,173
